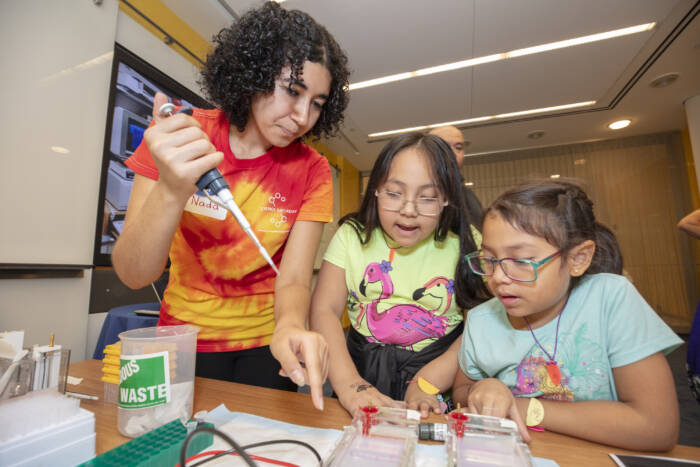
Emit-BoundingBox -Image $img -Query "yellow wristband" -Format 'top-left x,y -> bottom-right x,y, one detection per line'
417,377 -> 440,395
526,398 -> 544,427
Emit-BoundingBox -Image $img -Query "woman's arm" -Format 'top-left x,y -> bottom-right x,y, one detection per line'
112,174 -> 182,287
310,260 -> 399,415
404,337 -> 461,417
269,220 -> 329,411
112,93 -> 223,288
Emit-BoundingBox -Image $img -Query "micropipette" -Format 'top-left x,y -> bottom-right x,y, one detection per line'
159,103 -> 280,275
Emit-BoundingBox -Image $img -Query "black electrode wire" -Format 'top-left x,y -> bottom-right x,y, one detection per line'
180,425 -> 257,467
189,438 -> 323,467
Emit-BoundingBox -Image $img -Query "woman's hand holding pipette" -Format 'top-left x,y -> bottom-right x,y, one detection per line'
113,93 -> 224,288
145,93 -> 224,202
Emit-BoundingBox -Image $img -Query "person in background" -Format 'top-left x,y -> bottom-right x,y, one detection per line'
310,133 -> 489,416
112,2 -> 351,410
429,125 -> 484,234
429,125 -> 467,168
678,208 -> 700,404
406,180 -> 682,451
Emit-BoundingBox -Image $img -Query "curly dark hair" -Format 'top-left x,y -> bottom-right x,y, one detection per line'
199,2 -> 350,139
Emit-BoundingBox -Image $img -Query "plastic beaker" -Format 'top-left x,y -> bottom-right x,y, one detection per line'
117,325 -> 199,437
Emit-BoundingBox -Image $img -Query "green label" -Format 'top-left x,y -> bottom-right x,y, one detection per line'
119,351 -> 171,409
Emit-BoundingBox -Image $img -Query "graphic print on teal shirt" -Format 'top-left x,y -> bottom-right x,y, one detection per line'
349,253 -> 455,350
511,324 -> 612,401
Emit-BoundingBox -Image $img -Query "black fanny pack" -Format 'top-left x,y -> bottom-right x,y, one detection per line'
346,321 -> 464,400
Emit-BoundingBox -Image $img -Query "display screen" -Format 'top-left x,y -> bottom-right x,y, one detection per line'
93,43 -> 210,266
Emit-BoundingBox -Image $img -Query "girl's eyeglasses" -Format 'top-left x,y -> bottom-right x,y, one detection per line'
465,251 -> 562,283
375,190 -> 447,217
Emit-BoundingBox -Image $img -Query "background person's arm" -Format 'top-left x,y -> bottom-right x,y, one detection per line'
678,209 -> 700,238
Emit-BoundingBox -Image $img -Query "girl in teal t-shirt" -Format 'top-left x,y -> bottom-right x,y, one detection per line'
310,132 -> 488,416
406,179 -> 682,451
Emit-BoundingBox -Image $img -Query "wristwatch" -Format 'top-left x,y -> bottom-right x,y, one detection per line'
526,397 -> 544,427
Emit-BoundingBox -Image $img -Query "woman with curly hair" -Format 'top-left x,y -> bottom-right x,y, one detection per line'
112,2 -> 350,410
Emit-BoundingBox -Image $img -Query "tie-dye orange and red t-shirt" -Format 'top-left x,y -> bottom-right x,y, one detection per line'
125,108 -> 332,352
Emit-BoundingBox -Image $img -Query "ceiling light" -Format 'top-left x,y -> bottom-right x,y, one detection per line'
608,119 -> 631,130
464,182 -> 474,186
550,174 -> 561,179
527,131 -> 545,140
50,146 -> 70,154
649,72 -> 679,88
349,23 -> 655,91
368,101 -> 595,138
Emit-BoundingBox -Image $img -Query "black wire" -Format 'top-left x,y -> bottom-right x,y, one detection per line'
180,425 -> 257,467
189,438 -> 323,467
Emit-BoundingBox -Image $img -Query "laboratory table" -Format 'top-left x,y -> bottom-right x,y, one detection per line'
68,359 -> 700,466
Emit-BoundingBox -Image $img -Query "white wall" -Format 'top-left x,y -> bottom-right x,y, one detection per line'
1,0 -> 203,360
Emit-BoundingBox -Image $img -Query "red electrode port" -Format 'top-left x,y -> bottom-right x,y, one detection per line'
360,406 -> 379,436
449,411 -> 469,438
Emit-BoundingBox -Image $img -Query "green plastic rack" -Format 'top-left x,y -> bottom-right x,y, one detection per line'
78,419 -> 214,467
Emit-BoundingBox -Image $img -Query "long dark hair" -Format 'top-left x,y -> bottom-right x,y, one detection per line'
200,2 -> 350,139
485,179 -> 623,287
340,132 -> 490,309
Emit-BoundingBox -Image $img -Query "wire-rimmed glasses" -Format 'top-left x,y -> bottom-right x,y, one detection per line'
465,251 -> 562,283
375,190 -> 447,217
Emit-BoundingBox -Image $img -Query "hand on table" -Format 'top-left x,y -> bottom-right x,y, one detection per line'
405,380 -> 442,418
464,378 -> 530,442
337,380 -> 403,417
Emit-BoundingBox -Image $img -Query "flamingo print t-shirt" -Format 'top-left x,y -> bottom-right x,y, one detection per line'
126,108 -> 332,352
458,273 -> 682,401
324,223 -> 463,352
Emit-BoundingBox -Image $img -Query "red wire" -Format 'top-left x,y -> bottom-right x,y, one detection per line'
177,449 -> 300,467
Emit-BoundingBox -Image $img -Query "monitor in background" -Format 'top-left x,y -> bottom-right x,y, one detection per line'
93,43 -> 210,266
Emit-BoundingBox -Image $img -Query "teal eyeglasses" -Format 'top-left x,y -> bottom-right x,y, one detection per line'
465,251 -> 562,283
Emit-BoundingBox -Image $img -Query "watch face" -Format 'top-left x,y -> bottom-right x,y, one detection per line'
526,398 -> 545,426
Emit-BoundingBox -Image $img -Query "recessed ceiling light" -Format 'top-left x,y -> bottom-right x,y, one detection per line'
649,72 -> 679,88
528,131 -> 545,140
368,101 -> 595,138
349,23 -> 655,91
550,174 -> 561,179
608,119 -> 631,130
464,181 -> 474,186
50,146 -> 70,154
